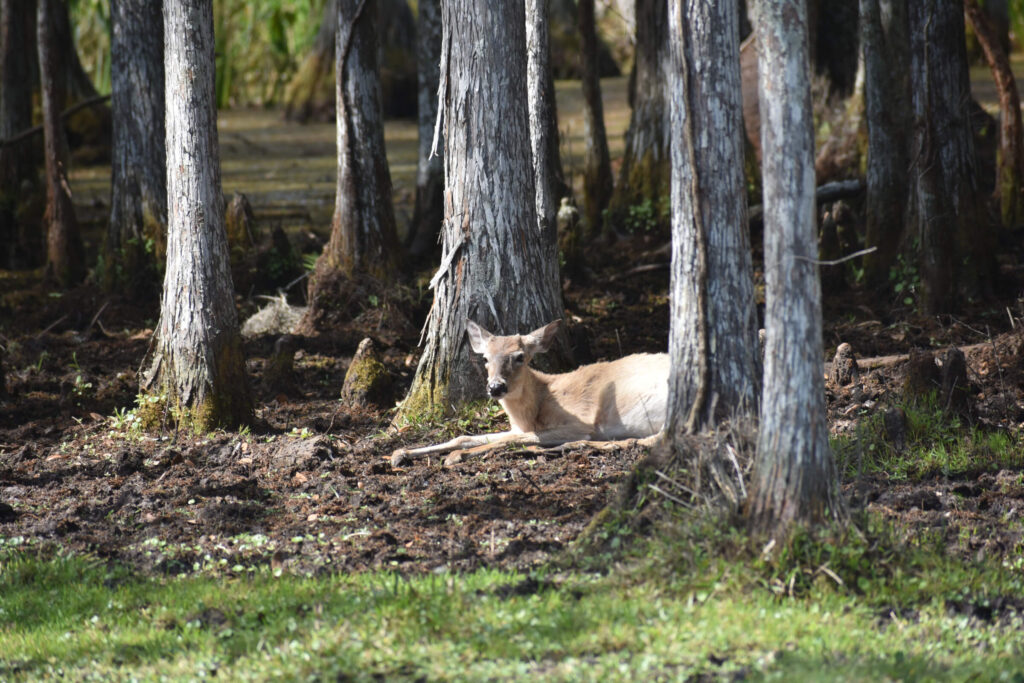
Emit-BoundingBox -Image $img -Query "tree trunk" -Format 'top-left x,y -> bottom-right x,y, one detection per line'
608,0 -> 671,228
396,0 -> 569,422
282,0 -> 337,122
665,0 -> 759,438
964,0 -> 1024,230
105,0 -> 167,297
38,0 -> 83,288
860,0 -> 911,286
578,0 -> 613,237
144,0 -> 252,432
908,0 -> 992,313
749,0 -> 843,537
0,0 -> 38,270
406,0 -> 444,262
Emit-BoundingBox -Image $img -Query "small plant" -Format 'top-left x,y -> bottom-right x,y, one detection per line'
889,253 -> 920,308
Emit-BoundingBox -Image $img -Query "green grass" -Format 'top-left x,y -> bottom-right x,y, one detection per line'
3,514 -> 1024,681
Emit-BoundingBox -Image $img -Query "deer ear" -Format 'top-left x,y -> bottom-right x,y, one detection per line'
523,319 -> 561,355
466,320 -> 492,355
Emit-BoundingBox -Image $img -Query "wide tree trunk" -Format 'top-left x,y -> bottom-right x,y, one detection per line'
608,0 -> 670,228
965,0 -> 1024,230
578,0 -> 613,237
749,0 -> 843,537
908,0 -> 992,313
104,0 -> 167,296
860,0 -> 911,286
0,0 -> 38,269
396,0 -> 569,421
665,0 -> 760,438
406,0 -> 444,262
38,0 -> 83,288
144,0 -> 252,432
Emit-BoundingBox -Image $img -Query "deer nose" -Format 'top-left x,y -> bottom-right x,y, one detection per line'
487,380 -> 507,398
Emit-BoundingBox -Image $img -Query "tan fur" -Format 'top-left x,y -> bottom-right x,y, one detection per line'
391,320 -> 669,466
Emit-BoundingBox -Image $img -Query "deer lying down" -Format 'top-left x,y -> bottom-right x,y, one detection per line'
391,319 -> 669,467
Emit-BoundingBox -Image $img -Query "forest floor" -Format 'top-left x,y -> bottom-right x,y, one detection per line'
2,78 -> 1024,581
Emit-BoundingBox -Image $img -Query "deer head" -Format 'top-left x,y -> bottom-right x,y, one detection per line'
466,319 -> 561,399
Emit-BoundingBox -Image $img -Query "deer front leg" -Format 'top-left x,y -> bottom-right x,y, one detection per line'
391,431 -> 524,467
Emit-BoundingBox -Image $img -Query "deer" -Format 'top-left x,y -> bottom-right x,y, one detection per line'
390,319 -> 669,467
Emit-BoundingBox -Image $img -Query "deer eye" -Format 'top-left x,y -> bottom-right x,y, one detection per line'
512,352 -> 525,364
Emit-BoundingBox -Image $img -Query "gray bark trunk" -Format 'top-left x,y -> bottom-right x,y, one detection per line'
38,0 -> 83,288
105,0 -> 167,295
665,0 -> 759,438
749,0 -> 842,536
908,0 -> 992,313
407,0 -> 444,261
146,0 -> 252,431
860,0 -> 910,285
397,0 -> 569,420
578,0 -> 613,236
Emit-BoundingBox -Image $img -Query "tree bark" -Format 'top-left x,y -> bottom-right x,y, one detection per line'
578,0 -> 613,237
406,0 -> 444,262
908,0 -> 992,313
105,0 -> 167,296
749,0 -> 843,537
860,0 -> 911,286
144,0 -> 252,432
38,0 -> 84,288
665,0 -> 759,439
396,0 -> 569,421
964,0 -> 1024,230
282,0 -> 337,122
0,0 -> 38,270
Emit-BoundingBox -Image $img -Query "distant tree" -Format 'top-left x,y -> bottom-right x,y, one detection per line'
37,0 -> 84,288
301,0 -> 401,333
748,0 -> 843,536
143,0 -> 252,431
396,0 -> 569,421
665,0 -> 759,439
104,0 -> 166,296
406,0 -> 444,262
577,0 -> 613,237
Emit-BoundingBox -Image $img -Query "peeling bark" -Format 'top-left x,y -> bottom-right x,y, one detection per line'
749,0 -> 843,537
578,0 -> 613,236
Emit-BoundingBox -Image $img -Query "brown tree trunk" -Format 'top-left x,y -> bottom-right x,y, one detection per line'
105,0 -> 166,297
908,0 -> 992,313
749,0 -> 843,537
665,0 -> 759,438
860,0 -> 911,286
38,0 -> 83,288
283,0 -> 337,123
964,0 -> 1024,230
144,0 -> 252,432
578,0 -> 613,237
406,0 -> 444,262
396,0 -> 569,422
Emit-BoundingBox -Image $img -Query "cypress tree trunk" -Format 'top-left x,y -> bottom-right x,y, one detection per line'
283,0 -> 337,122
665,0 -> 760,439
749,0 -> 843,537
908,0 -> 992,313
105,0 -> 167,296
38,0 -> 84,288
144,0 -> 252,432
578,0 -> 613,236
860,0 -> 911,286
396,0 -> 569,421
407,0 -> 444,262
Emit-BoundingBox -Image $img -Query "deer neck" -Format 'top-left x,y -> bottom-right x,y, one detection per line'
499,366 -> 547,433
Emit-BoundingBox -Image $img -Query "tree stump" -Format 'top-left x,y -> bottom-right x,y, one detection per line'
340,338 -> 393,409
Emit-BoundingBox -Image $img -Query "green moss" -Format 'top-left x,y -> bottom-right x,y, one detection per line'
340,339 -> 392,408
392,375 -> 448,428
606,149 -> 671,235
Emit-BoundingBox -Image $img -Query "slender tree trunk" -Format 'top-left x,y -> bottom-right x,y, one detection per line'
578,0 -> 613,236
0,0 -> 38,269
396,0 -> 569,421
749,0 -> 843,537
860,0 -> 911,285
38,0 -> 83,288
965,0 -> 1024,230
283,0 -> 337,122
105,0 -> 166,296
908,0 -> 992,313
144,0 -> 252,432
665,0 -> 759,439
407,0 -> 444,262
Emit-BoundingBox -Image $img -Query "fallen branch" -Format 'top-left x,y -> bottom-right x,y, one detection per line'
0,94 -> 112,148
748,179 -> 864,222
